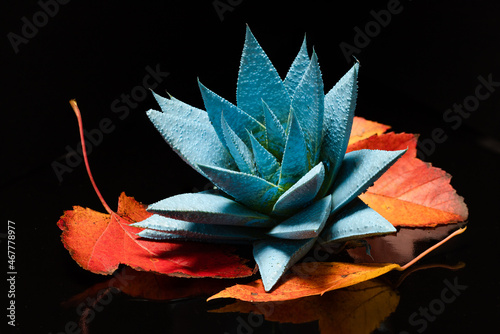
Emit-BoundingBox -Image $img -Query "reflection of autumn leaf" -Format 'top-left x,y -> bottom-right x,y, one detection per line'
212,279 -> 399,334
208,262 -> 399,302
348,224 -> 459,265
348,116 -> 391,145
57,193 -> 252,278
347,132 -> 468,227
63,267 -> 234,307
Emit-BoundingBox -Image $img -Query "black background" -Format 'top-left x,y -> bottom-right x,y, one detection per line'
2,0 -> 500,333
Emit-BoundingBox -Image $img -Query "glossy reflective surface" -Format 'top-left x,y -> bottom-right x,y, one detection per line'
4,1 -> 500,333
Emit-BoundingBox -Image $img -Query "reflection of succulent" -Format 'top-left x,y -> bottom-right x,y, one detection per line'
133,27 -> 405,291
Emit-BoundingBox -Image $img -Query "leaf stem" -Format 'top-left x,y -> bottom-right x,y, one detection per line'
397,226 -> 467,271
70,99 -> 113,214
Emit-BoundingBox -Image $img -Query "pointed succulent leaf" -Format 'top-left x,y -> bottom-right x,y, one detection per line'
291,51 -> 324,164
330,149 -> 407,214
279,112 -> 309,189
253,237 -> 317,292
221,114 -> 255,174
319,63 -> 359,197
283,36 -> 310,96
137,229 -> 188,241
272,162 -> 325,216
147,192 -> 276,227
148,92 -> 236,172
249,132 -> 280,182
320,199 -> 396,244
133,214 -> 263,242
262,100 -> 286,159
267,195 -> 331,239
138,229 -> 254,245
198,80 -> 263,147
237,26 -> 291,124
197,164 -> 282,213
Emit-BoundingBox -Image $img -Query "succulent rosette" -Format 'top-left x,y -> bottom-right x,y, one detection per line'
133,27 -> 406,291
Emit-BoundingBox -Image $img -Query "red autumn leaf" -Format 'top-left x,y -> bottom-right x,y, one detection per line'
57,100 -> 252,279
347,132 -> 468,227
57,192 -> 253,278
208,262 -> 400,302
349,116 -> 391,146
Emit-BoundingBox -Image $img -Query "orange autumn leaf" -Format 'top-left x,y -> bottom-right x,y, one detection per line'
208,262 -> 400,302
347,132 -> 468,227
206,226 -> 466,302
349,116 -> 391,145
212,279 -> 399,334
57,192 -> 253,278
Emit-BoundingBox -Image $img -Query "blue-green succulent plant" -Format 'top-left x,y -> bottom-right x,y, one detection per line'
133,27 -> 406,291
